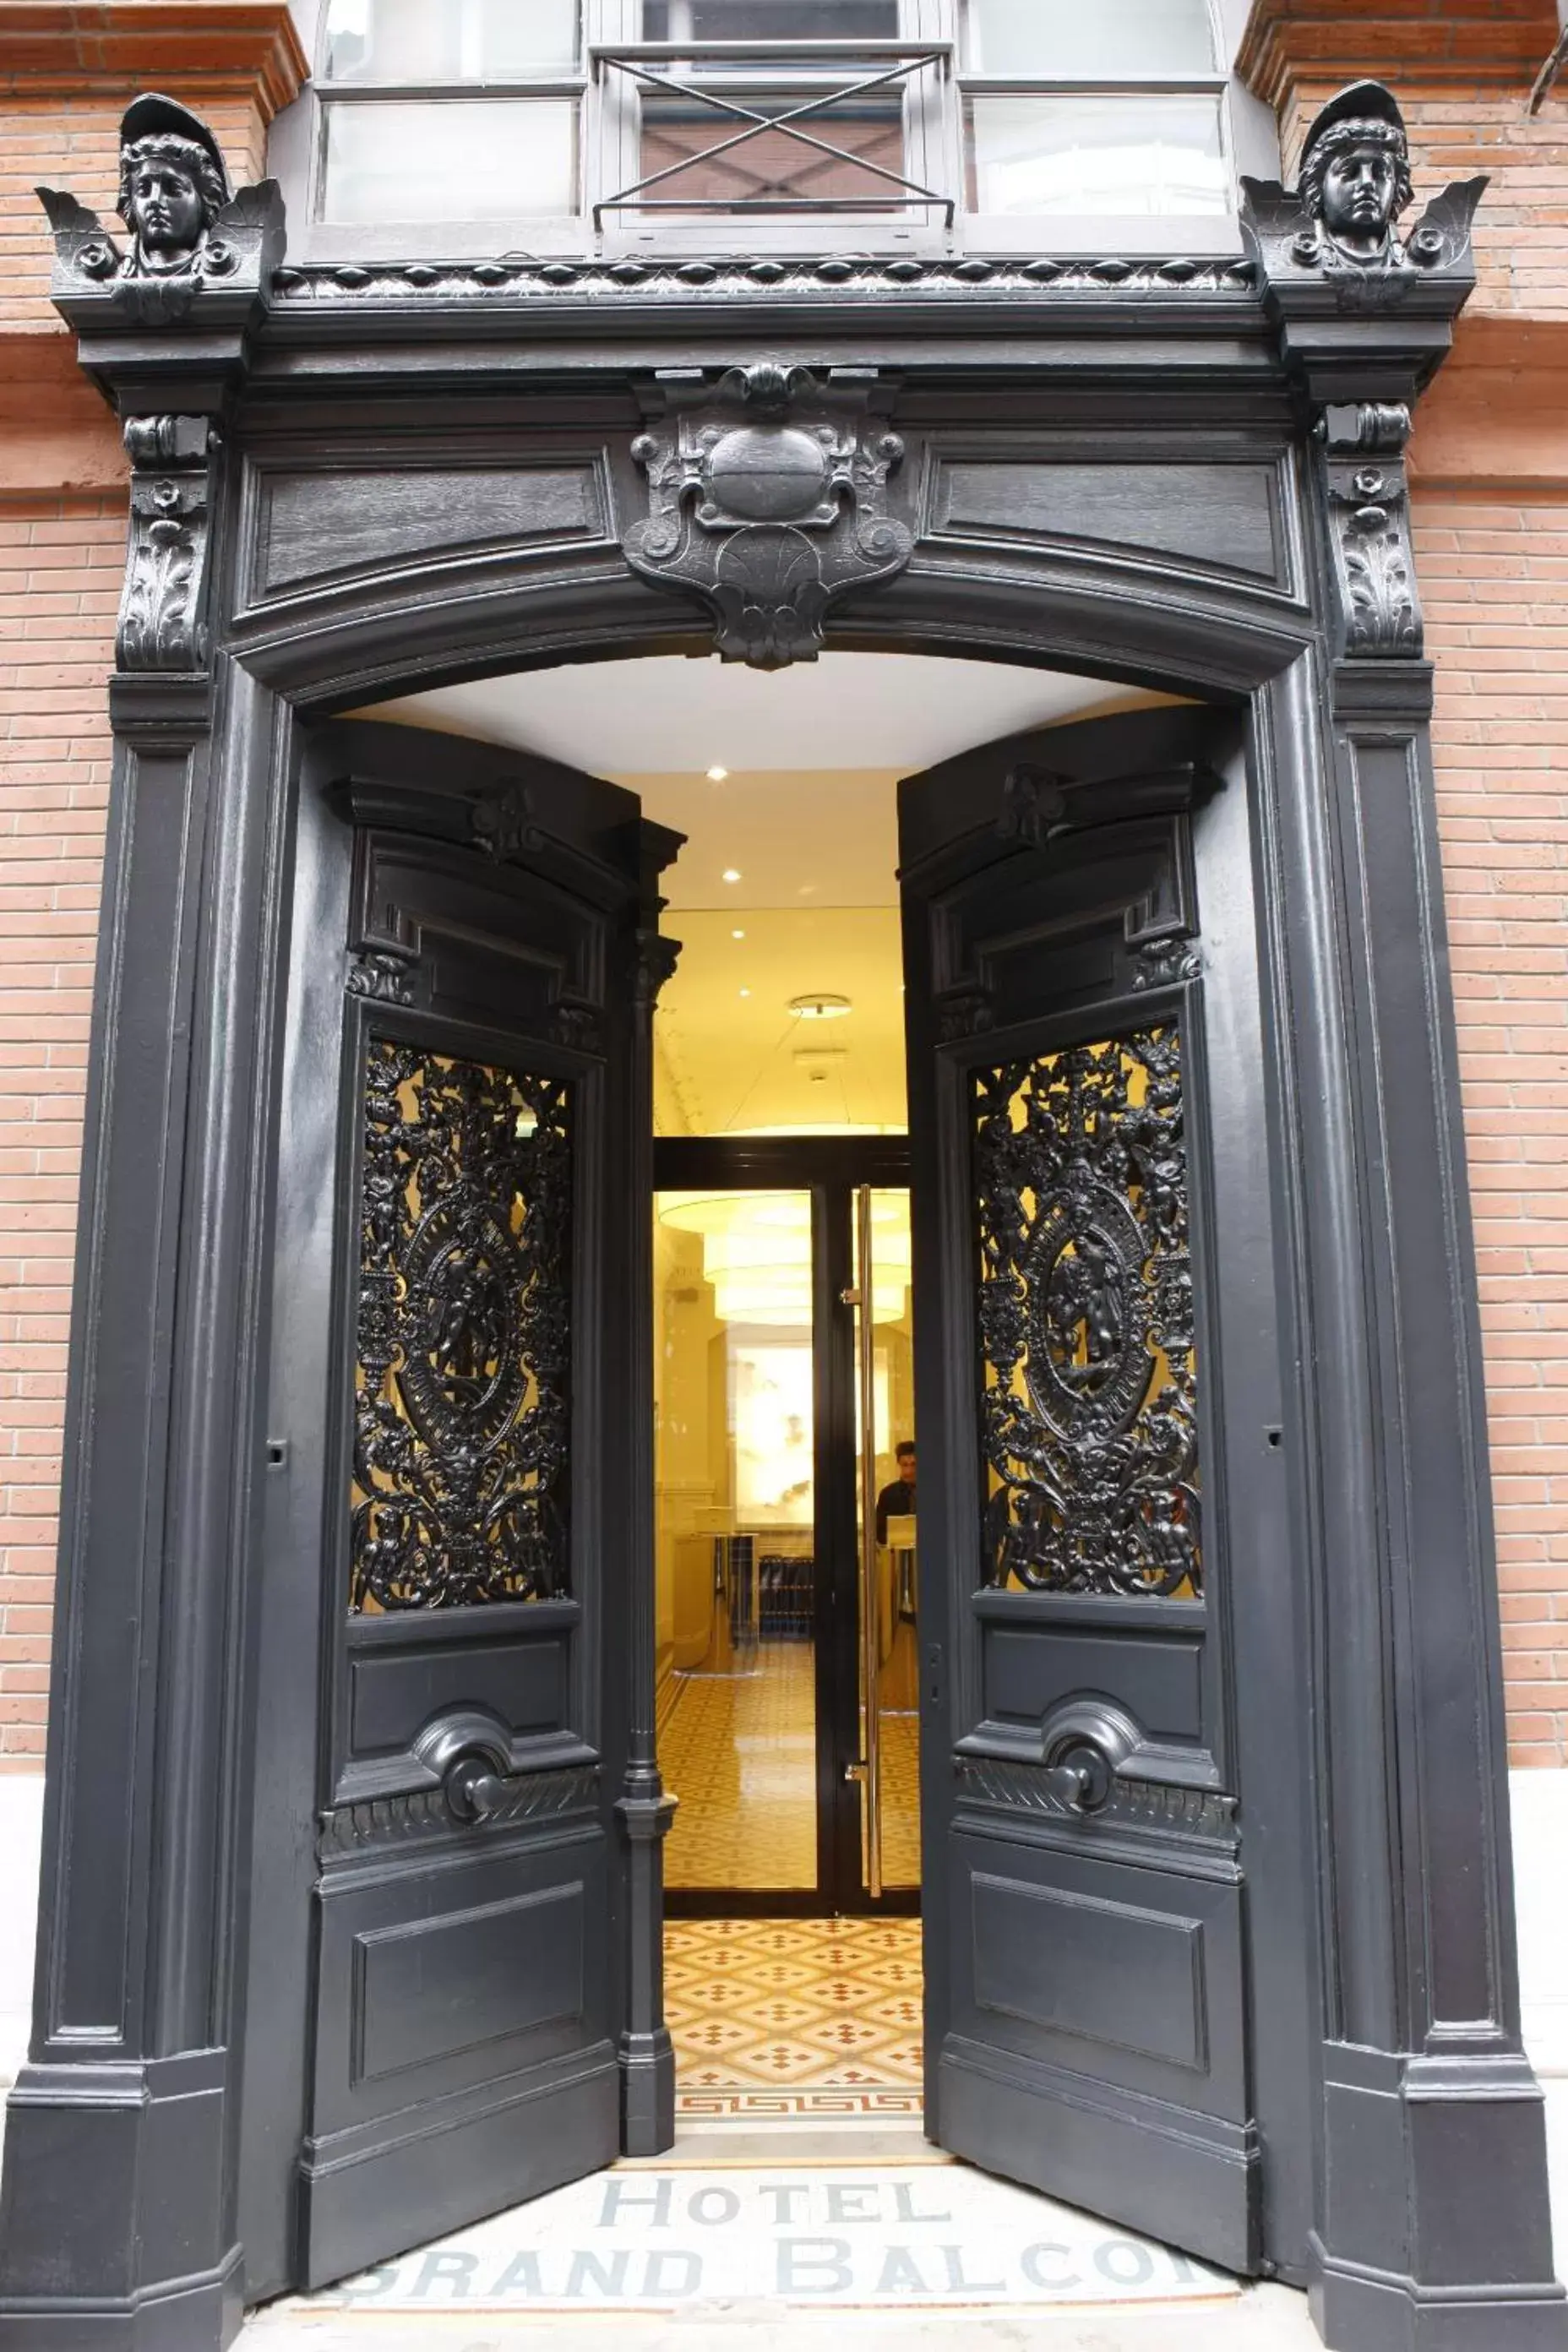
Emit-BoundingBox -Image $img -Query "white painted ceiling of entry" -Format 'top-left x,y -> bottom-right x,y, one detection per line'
368,652 -> 1170,1134
368,651 -> 1158,800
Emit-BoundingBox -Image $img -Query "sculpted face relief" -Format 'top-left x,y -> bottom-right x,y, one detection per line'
115,105 -> 230,278
1320,142 -> 1401,253
126,155 -> 206,269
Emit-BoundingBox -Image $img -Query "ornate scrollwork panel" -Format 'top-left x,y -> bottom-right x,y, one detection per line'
351,1040 -> 573,1612
623,362 -> 912,670
974,1027 -> 1200,1598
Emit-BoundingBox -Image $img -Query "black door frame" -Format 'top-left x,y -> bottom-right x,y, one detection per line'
3,90 -> 1563,2348
655,1134 -> 917,1919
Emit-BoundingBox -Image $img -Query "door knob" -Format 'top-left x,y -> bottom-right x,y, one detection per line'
1043,1740 -> 1113,1813
445,1754 -> 508,1822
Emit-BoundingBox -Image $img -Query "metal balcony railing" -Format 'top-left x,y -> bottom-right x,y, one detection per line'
591,40 -> 955,226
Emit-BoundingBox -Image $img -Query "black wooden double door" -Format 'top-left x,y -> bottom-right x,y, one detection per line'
241,700 -> 1308,2300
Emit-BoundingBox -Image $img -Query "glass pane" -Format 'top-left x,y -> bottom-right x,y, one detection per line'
974,1029 -> 1201,1599
855,1191 -> 919,1891
643,2 -> 901,39
351,1042 -> 572,1614
656,1193 -> 819,1892
637,88 -> 906,211
321,99 -> 577,221
966,94 -> 1228,216
324,0 -> 580,83
963,0 -> 1217,79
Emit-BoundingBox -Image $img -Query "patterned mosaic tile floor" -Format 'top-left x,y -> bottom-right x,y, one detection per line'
663,1647 -> 818,1891
667,1918 -> 924,2121
661,1642 -> 922,1894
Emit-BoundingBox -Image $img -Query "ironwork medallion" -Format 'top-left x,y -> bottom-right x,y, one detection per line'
351,1039 -> 572,1611
975,1028 -> 1200,1598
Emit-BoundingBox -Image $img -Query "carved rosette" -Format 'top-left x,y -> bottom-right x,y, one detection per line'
623,362 -> 913,669
118,416 -> 219,672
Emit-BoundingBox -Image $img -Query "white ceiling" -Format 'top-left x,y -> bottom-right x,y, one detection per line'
364,651 -> 1161,777
366,651 -> 1176,1138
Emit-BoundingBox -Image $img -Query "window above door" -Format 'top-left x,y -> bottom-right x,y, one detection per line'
277,0 -> 1276,260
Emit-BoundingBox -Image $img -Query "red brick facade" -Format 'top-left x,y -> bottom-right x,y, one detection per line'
1,1 -> 1565,1763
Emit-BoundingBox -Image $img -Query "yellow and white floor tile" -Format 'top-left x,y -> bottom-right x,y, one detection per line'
667,1918 -> 923,2121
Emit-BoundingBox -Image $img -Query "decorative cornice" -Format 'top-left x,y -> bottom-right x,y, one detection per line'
1236,0 -> 1560,114
271,251 -> 1259,310
0,3 -> 310,118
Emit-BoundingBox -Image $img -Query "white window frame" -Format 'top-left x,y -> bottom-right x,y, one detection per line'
271,0 -> 1277,262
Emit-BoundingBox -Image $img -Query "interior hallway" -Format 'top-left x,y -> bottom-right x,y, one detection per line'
662,1646 -> 920,1893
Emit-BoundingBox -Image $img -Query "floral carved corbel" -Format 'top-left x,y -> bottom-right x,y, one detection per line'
118,416 -> 220,672
1320,403 -> 1421,659
623,362 -> 913,670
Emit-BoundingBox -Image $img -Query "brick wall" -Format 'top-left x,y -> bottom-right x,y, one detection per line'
1417,485 -> 1568,1767
1244,1 -> 1568,1763
0,496 -> 118,1767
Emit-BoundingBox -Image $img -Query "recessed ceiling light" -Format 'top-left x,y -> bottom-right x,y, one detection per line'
739,988 -> 751,999
731,928 -> 745,940
706,765 -> 729,782
721,868 -> 742,884
788,993 -> 852,1021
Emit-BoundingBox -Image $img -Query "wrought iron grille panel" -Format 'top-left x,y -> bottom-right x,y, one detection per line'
351,1039 -> 573,1613
592,41 -> 954,223
973,1026 -> 1200,1598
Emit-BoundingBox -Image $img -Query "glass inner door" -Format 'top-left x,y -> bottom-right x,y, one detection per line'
653,1173 -> 917,1911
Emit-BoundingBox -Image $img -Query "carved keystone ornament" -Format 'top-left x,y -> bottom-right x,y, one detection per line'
623,362 -> 913,669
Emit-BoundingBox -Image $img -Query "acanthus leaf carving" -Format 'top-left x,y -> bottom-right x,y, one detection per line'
118,414 -> 219,673
623,362 -> 913,670
1320,403 -> 1421,660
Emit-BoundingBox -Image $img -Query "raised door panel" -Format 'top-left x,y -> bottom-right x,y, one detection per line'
901,708 -> 1287,2277
245,720 -> 653,2295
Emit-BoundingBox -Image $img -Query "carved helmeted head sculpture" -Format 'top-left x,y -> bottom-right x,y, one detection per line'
117,94 -> 230,276
1298,80 -> 1413,268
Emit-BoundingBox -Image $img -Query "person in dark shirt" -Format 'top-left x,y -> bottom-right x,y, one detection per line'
874,1440 -> 917,1545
